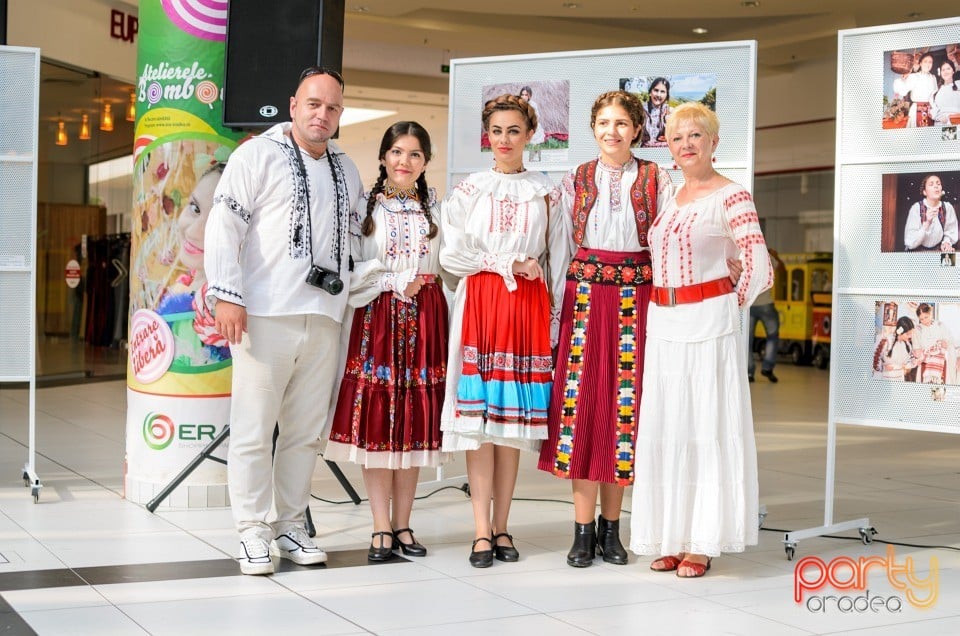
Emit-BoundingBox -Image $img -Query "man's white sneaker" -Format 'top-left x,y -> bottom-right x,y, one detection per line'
274,526 -> 328,565
238,536 -> 275,575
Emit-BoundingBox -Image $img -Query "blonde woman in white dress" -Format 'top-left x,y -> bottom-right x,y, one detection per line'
630,102 -> 772,578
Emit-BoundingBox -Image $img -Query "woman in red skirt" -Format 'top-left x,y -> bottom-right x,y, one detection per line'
537,91 -> 673,567
326,121 -> 451,562
441,95 -> 567,567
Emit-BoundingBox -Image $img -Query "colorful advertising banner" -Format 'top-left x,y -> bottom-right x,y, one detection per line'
127,0 -> 242,506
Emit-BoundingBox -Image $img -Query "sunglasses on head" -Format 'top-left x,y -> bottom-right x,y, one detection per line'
298,66 -> 344,89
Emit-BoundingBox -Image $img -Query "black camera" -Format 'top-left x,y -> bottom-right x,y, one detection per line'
305,265 -> 344,295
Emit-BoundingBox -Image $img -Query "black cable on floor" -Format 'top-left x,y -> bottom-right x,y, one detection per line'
310,483 -> 469,505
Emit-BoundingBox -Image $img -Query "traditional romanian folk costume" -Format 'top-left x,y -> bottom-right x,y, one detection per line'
204,122 -> 363,542
538,157 -> 671,485
894,71 -> 937,127
912,317 -> 955,385
904,200 -> 959,251
326,187 -> 451,469
439,170 -> 565,452
630,183 -> 772,558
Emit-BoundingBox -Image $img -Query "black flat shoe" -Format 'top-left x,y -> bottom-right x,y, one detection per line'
393,527 -> 427,557
469,536 -> 494,568
492,532 -> 519,562
368,531 -> 394,562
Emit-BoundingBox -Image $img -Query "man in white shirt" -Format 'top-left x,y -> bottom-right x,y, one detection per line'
204,67 -> 363,575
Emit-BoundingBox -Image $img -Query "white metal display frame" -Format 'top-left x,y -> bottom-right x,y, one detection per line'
435,42 -> 759,493
0,45 -> 42,502
783,16 -> 960,560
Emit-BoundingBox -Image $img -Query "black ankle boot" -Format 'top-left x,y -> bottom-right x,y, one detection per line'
566,521 -> 597,568
597,515 -> 629,565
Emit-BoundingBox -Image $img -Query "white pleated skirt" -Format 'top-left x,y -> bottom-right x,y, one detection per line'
629,327 -> 759,557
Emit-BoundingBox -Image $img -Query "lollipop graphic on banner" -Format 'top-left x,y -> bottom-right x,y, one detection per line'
196,80 -> 219,109
147,82 -> 163,108
161,0 -> 228,41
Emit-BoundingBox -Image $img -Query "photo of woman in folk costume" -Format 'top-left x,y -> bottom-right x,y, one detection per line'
893,52 -> 937,127
325,121 -> 451,562
931,59 -> 960,124
537,90 -> 672,568
440,94 -> 566,568
640,77 -> 671,148
903,174 -> 958,253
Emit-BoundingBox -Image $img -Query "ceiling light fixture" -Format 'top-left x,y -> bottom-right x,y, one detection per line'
562,2 -> 579,8
692,27 -> 709,35
79,113 -> 91,140
352,5 -> 369,12
741,1 -> 760,7
126,91 -> 136,122
100,103 -> 114,132
55,116 -> 68,146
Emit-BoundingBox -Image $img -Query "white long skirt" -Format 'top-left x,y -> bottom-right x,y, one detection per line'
629,329 -> 759,557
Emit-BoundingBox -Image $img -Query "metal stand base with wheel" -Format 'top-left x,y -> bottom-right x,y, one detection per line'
145,424 -> 362,537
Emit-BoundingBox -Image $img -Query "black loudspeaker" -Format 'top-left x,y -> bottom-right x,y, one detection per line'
223,0 -> 345,128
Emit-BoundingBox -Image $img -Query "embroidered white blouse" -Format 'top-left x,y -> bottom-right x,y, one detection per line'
440,169 -> 566,305
557,157 -> 673,253
647,182 -> 773,342
347,189 -> 452,308
904,200 -> 959,250
204,123 -> 363,320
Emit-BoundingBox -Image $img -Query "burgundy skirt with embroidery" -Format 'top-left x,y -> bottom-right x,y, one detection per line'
326,282 -> 448,469
537,247 -> 652,485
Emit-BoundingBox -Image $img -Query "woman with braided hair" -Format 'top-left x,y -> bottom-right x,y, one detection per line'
326,121 -> 452,562
441,94 -> 566,567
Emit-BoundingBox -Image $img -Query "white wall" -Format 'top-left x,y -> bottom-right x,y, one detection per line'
8,0 -> 138,83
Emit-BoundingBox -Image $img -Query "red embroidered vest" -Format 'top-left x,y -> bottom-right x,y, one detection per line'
572,158 -> 659,248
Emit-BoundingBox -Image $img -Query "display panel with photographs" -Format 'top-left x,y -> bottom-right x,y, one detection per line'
619,74 -> 717,148
480,80 -> 570,162
880,170 -> 960,253
882,43 -> 960,129
872,300 -> 960,393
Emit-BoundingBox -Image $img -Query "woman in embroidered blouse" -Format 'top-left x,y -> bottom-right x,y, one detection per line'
441,94 -> 565,568
630,102 -> 772,578
893,52 -> 937,127
640,77 -> 670,148
904,174 -> 958,252
537,90 -> 672,568
932,60 -> 960,124
518,86 -> 546,147
326,121 -> 451,562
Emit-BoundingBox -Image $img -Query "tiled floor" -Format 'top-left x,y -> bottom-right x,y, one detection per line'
1,364 -> 959,635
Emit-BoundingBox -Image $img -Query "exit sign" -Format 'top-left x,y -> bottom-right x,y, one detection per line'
441,64 -> 450,74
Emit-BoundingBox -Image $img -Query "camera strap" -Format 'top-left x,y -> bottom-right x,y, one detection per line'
288,132 -> 348,275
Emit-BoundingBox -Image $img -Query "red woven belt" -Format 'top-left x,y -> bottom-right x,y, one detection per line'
651,277 -> 734,306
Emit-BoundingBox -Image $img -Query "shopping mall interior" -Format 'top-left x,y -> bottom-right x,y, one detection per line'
1,1 -> 959,633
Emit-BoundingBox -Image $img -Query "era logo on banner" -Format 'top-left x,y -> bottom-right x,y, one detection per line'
110,9 -> 139,43
794,545 -> 938,612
